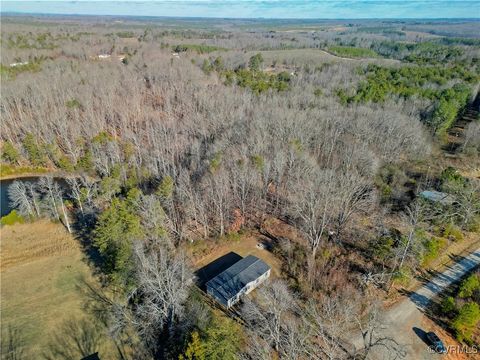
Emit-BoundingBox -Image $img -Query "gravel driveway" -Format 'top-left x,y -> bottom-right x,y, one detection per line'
352,248 -> 480,360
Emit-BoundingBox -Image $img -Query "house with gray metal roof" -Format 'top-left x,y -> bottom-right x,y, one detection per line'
419,190 -> 455,206
206,255 -> 271,308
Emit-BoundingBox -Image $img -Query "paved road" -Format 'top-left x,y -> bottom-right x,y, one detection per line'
353,248 -> 480,360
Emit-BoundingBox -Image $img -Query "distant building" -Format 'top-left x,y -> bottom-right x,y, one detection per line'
206,255 -> 271,308
9,61 -> 29,67
419,190 -> 455,206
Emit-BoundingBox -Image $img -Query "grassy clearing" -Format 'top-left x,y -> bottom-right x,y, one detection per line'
0,220 -> 116,358
0,210 -> 24,226
246,48 -> 341,66
173,43 -> 226,54
0,163 -> 49,179
327,45 -> 379,58
230,49 -> 398,69
0,60 -> 43,80
191,230 -> 283,278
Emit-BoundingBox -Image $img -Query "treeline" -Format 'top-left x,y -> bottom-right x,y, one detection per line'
337,63 -> 478,135
440,270 -> 480,345
2,21 -> 479,358
0,42 -> 430,293
0,42 -> 434,264
370,40 -> 466,64
327,45 -> 379,58
3,30 -> 93,50
173,44 -> 226,54
371,166 -> 480,286
7,176 -> 76,233
202,53 -> 292,93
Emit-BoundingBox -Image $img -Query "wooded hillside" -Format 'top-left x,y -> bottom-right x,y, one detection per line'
1,16 -> 479,359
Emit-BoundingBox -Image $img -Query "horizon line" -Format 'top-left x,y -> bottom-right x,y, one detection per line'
2,12 -> 479,21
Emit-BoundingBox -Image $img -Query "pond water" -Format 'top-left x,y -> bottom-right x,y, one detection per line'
0,177 -> 66,217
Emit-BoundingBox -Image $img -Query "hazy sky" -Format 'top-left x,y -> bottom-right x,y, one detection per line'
1,1 -> 479,19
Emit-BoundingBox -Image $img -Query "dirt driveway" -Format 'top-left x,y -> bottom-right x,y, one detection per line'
352,249 -> 480,360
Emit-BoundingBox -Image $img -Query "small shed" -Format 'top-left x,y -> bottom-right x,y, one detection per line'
206,255 -> 271,308
419,190 -> 455,206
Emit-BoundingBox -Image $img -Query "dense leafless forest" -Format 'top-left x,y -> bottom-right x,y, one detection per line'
1,15 -> 479,360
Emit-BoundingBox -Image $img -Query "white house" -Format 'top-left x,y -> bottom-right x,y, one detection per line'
206,255 -> 271,308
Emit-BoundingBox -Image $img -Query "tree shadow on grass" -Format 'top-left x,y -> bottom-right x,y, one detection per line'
42,317 -> 103,360
72,210 -> 106,275
1,325 -> 27,360
45,279 -> 136,360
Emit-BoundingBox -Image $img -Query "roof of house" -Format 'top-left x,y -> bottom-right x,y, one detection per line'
419,190 -> 455,205
206,255 -> 270,304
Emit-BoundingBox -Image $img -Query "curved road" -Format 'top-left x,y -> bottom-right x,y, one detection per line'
353,248 -> 480,360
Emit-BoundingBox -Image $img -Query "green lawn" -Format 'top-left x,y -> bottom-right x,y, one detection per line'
327,45 -> 379,58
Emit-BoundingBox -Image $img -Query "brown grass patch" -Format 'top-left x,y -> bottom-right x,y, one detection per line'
0,220 -> 116,358
191,230 -> 283,278
1,220 -> 78,270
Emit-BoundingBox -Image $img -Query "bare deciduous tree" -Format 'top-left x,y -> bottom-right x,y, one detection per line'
206,167 -> 232,236
242,279 -> 296,353
279,320 -> 310,360
132,240 -> 194,342
303,293 -> 357,360
38,176 -> 60,221
25,182 -> 41,217
8,180 -> 35,217
39,176 -> 71,233
66,177 -> 85,215
240,331 -> 272,360
291,169 -> 338,282
446,178 -> 480,228
462,121 -> 480,153
395,197 -> 427,272
354,301 -> 407,360
333,171 -> 375,241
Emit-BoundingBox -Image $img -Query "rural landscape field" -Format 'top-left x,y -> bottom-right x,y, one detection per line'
0,3 -> 480,359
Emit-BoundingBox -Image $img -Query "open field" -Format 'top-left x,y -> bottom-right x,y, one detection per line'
0,220 -> 115,358
221,48 -> 400,70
